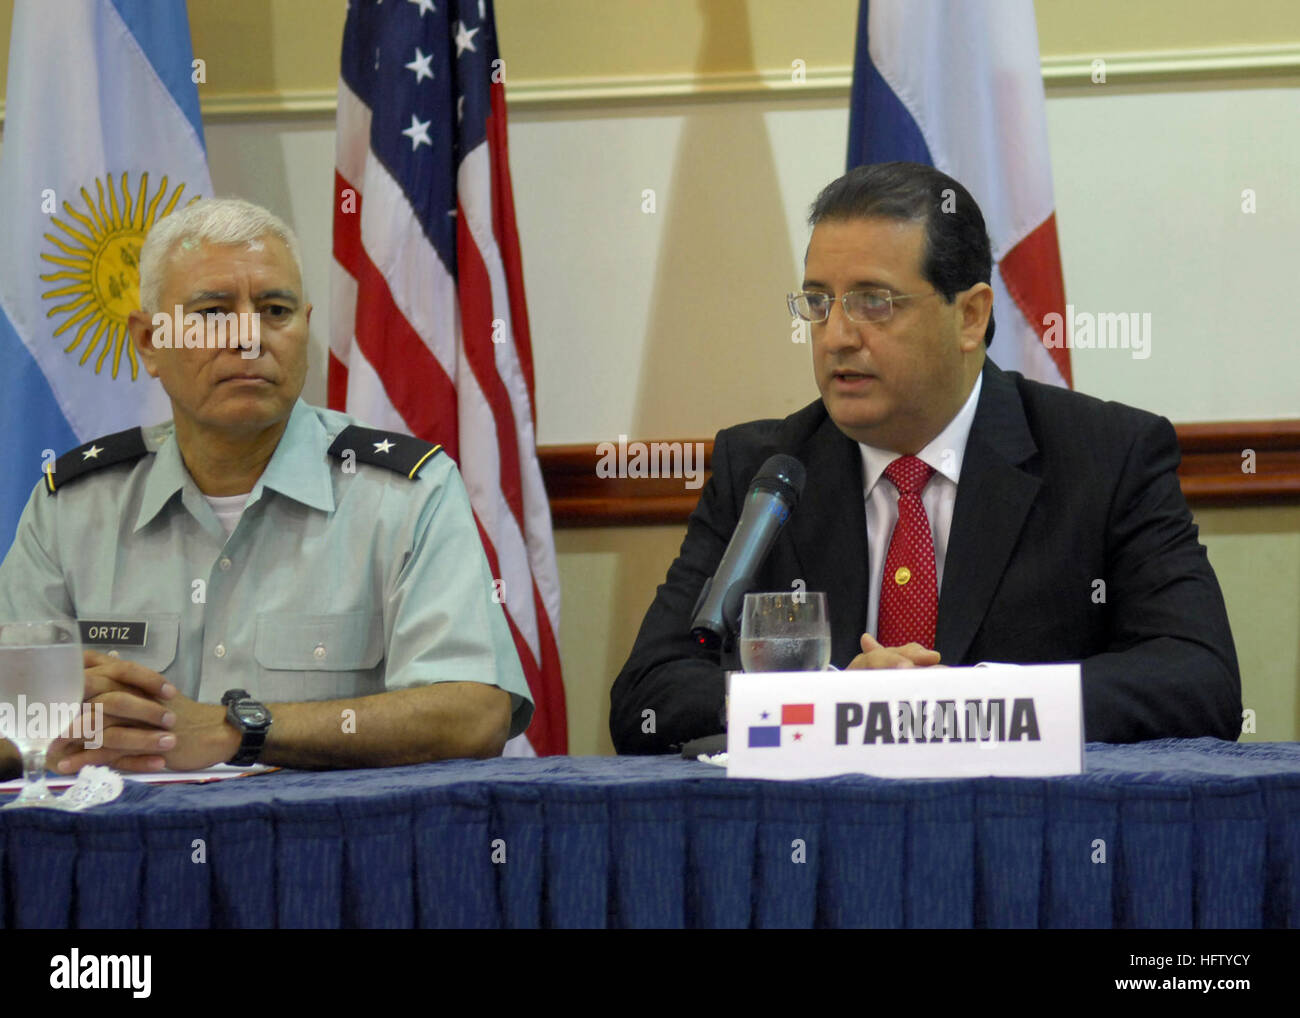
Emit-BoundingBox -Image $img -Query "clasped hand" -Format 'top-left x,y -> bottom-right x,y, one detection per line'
47,651 -> 238,774
846,633 -> 941,669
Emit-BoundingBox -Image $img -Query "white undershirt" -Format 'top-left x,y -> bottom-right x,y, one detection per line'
203,492 -> 251,537
860,372 -> 983,638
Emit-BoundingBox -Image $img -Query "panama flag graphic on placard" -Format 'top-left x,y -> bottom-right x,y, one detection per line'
749,704 -> 816,748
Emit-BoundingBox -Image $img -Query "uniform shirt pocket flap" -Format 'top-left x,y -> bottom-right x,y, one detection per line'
254,612 -> 384,670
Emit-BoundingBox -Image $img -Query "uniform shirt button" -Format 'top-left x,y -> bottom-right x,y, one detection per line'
313,644 -> 327,661
219,557 -> 232,571
214,643 -> 227,659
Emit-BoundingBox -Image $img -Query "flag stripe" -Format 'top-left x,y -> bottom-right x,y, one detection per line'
333,173 -> 462,457
486,81 -> 536,409
457,142 -> 560,639
471,514 -> 566,755
0,310 -> 78,545
108,0 -> 206,149
455,201 -> 526,526
327,351 -> 350,413
527,581 -> 567,755
999,213 -> 1072,386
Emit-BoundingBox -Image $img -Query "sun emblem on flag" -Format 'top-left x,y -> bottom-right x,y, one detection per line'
39,173 -> 200,379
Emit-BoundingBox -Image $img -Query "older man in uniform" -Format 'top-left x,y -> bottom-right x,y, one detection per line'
0,197 -> 531,778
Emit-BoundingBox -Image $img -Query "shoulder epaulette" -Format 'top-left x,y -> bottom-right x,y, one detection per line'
44,428 -> 149,494
327,425 -> 443,480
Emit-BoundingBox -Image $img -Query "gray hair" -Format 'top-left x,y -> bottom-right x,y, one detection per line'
137,197 -> 304,312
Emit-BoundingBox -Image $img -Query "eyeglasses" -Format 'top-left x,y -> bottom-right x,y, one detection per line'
787,288 -> 940,324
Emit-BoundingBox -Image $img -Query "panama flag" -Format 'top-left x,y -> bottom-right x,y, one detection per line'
0,0 -> 211,549
848,0 -> 1070,388
749,703 -> 816,748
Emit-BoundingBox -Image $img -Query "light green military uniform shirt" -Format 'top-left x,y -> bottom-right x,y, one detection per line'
0,400 -> 535,739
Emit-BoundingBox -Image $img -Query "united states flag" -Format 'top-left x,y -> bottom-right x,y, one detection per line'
331,0 -> 566,755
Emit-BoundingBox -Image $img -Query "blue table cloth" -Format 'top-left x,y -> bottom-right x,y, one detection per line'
2,738 -> 1298,928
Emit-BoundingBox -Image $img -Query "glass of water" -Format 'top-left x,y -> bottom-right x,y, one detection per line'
0,620 -> 85,809
739,592 -> 831,672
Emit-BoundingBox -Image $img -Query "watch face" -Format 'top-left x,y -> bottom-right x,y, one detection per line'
241,707 -> 268,725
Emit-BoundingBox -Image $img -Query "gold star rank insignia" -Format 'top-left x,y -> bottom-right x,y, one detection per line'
329,425 -> 442,480
44,429 -> 149,494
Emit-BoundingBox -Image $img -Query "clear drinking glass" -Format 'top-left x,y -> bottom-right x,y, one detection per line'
0,620 -> 84,809
739,592 -> 831,672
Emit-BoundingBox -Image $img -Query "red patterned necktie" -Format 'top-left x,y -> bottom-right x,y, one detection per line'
877,455 -> 938,649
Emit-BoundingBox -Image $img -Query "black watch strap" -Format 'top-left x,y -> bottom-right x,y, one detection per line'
223,689 -> 271,766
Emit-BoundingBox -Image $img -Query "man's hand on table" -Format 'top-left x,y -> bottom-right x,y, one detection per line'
47,650 -> 239,775
846,633 -> 942,670
40,651 -> 512,775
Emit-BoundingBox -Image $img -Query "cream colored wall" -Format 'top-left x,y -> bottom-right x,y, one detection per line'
1,1 -> 1296,751
6,0 -> 1300,97
511,86 -> 1300,444
556,525 -> 687,756
1198,507 -> 1300,741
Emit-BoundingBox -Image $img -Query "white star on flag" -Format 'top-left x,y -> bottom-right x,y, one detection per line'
373,439 -> 395,454
81,445 -> 103,460
401,114 -> 432,150
405,47 -> 434,83
408,0 -> 436,15
454,20 -> 479,56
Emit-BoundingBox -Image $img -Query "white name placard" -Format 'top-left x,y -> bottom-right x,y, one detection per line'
725,665 -> 1083,779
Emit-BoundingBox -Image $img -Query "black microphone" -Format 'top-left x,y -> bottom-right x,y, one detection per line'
690,454 -> 806,650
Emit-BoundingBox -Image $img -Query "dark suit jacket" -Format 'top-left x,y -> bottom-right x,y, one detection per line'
610,359 -> 1242,753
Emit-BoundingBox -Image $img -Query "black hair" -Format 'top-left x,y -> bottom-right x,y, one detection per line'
808,162 -> 994,345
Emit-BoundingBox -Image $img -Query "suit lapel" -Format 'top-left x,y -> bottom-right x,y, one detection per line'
936,361 -> 1041,663
787,413 -> 869,667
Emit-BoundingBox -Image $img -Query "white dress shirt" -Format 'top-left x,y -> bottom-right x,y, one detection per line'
860,372 -> 983,639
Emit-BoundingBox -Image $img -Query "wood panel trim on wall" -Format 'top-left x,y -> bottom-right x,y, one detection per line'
1173,420 -> 1300,505
6,41 -> 1284,126
542,441 -> 714,527
541,419 -> 1300,526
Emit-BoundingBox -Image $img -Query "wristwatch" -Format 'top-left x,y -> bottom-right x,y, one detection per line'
222,689 -> 272,766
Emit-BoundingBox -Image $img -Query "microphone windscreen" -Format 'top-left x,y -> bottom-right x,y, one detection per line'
749,453 -> 806,507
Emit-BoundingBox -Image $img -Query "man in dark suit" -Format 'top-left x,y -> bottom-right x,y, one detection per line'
610,162 -> 1241,754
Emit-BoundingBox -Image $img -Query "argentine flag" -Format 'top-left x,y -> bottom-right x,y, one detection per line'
0,0 -> 210,548
848,0 -> 1071,389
